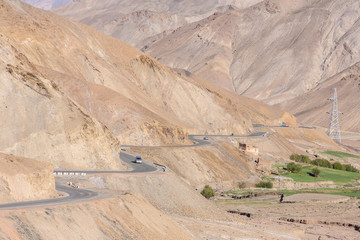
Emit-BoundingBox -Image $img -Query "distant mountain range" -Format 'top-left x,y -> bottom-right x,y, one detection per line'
21,0 -> 360,132
52,0 -> 262,47
48,0 -> 360,132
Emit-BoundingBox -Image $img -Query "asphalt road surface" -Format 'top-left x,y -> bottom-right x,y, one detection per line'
0,183 -> 98,210
122,132 -> 268,148
54,152 -> 157,175
0,132 -> 267,210
0,152 -> 156,210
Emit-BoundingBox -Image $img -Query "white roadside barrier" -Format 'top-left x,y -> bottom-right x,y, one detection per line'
54,171 -> 87,177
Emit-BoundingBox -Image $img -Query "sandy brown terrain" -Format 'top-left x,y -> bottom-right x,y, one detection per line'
0,194 -> 193,240
216,193 -> 360,239
119,124 -> 345,190
1,1 -> 359,239
49,0 -> 360,134
0,0 -> 295,169
4,170 -> 358,240
0,153 -> 57,203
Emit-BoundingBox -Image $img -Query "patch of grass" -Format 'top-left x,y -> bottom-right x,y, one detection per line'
273,164 -> 286,168
225,189 -> 270,195
323,150 -> 360,159
282,166 -> 360,185
255,181 -> 273,188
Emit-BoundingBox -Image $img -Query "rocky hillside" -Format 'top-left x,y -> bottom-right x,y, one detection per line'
277,61 -> 360,132
0,153 -> 57,203
0,194 -> 194,240
52,0 -> 360,105
0,0 -> 293,169
0,44 -> 122,170
142,0 -> 360,105
50,0 -> 360,132
0,0 -> 302,206
53,0 -> 262,47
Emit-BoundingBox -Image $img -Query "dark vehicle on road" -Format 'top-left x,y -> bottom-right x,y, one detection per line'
134,156 -> 143,164
203,137 -> 209,140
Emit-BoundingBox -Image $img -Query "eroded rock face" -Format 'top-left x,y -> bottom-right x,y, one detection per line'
0,40 -> 122,170
142,0 -> 360,104
0,153 -> 57,203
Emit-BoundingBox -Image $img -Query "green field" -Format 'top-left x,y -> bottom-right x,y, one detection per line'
323,150 -> 360,159
226,164 -> 360,199
283,166 -> 360,184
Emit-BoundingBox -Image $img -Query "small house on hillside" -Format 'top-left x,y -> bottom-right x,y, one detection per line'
239,143 -> 258,155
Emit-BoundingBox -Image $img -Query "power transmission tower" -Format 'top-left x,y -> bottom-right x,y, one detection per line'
327,88 -> 342,144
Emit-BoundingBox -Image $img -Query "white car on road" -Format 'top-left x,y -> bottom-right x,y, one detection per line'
134,156 -> 143,164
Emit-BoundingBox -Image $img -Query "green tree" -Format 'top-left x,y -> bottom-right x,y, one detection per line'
290,154 -> 300,161
311,159 -> 332,168
343,164 -> 358,173
332,161 -> 344,170
201,185 -> 215,199
299,155 -> 311,163
287,162 -> 302,173
312,168 -> 320,177
290,154 -> 311,163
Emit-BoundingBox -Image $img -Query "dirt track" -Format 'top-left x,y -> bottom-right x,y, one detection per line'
285,193 -> 350,203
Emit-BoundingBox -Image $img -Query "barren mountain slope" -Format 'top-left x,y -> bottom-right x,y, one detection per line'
0,40 -> 122,170
0,1 -> 124,169
2,0 -> 295,149
142,0 -> 360,105
53,0 -> 262,46
0,195 -> 194,240
0,153 -> 57,203
277,61 -> 360,132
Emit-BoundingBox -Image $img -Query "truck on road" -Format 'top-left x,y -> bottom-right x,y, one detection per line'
281,122 -> 289,127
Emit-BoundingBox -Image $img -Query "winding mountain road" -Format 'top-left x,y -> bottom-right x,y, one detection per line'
122,132 -> 267,148
0,133 -> 268,210
0,184 -> 98,210
54,152 -> 157,175
0,152 -> 157,210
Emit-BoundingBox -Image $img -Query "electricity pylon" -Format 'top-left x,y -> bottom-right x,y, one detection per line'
327,88 -> 342,144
